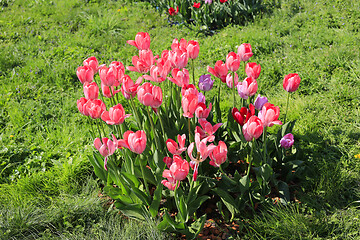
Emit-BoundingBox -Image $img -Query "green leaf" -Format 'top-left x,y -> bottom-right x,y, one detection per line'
277,181 -> 290,204
149,182 -> 163,218
114,202 -> 149,221
213,188 -> 238,220
239,175 -> 250,194
188,214 -> 207,239
188,195 -> 210,216
157,211 -> 186,232
89,152 -> 107,183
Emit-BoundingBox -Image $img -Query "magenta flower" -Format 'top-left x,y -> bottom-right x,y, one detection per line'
94,134 -> 118,171
198,74 -> 214,91
280,133 -> 294,149
254,94 -> 268,110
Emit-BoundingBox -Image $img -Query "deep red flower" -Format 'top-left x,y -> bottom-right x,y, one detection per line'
169,6 -> 179,16
220,0 -> 228,3
193,2 -> 201,8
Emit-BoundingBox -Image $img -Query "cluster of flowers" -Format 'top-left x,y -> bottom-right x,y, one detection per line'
76,31 -> 300,192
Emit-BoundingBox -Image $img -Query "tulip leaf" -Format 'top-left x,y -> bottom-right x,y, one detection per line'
213,188 -> 238,220
277,180 -> 290,204
89,152 -> 107,183
149,182 -> 163,218
188,195 -> 210,216
114,202 -> 149,221
239,175 -> 250,194
188,214 -> 207,239
157,211 -> 186,232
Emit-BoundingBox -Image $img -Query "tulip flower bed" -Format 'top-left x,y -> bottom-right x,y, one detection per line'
76,31 -> 304,239
144,0 -> 264,32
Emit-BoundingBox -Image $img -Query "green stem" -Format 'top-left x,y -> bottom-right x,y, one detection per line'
247,138 -> 255,177
96,119 -> 103,140
130,97 -> 141,129
192,59 -> 195,86
283,92 -> 291,125
146,106 -> 160,150
139,155 -> 150,195
188,117 -> 192,143
232,71 -> 236,107
158,108 -> 167,140
263,126 -> 267,164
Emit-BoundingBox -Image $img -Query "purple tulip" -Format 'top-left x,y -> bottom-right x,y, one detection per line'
280,133 -> 294,149
198,74 -> 214,91
254,94 -> 268,110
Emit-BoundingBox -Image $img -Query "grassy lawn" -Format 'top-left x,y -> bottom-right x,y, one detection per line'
0,0 -> 359,239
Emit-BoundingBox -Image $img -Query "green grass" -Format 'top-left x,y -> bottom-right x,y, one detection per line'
1,0 -> 360,239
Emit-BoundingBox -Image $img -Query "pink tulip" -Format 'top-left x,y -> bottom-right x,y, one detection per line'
121,75 -> 142,99
77,97 -> 88,116
209,141 -> 228,167
195,119 -> 222,142
245,62 -> 261,79
137,82 -> 163,109
195,102 -> 212,119
84,99 -> 106,119
171,38 -> 188,52
283,73 -> 301,92
182,90 -> 198,118
242,116 -> 263,141
118,130 -> 147,154
226,72 -> 239,88
161,171 -> 177,191
76,66 -> 94,84
83,56 -> 99,73
237,77 -> 258,99
143,65 -> 166,83
99,65 -> 117,87
101,82 -> 121,98
83,82 -> 99,100
188,133 -> 216,163
94,134 -> 118,170
168,68 -> 190,87
166,134 -> 187,155
181,84 -> 198,97
127,32 -> 151,50
170,155 -> 190,181
126,55 -> 150,74
258,103 -> 282,127
226,52 -> 241,72
101,104 -> 131,125
108,61 -> 125,87
170,48 -> 188,69
187,40 -> 200,59
237,43 -> 253,62
207,60 -> 228,83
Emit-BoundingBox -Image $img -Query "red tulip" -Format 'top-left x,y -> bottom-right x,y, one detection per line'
166,134 -> 187,155
126,32 -> 151,50
84,99 -> 106,119
163,156 -> 173,169
161,170 -> 177,190
242,116 -> 263,141
168,6 -> 179,16
237,77 -> 258,99
83,56 -> 99,73
99,65 -> 117,87
207,60 -> 228,83
245,62 -> 261,79
237,43 -> 253,62
170,48 -> 188,69
188,133 -> 216,163
209,141 -> 228,167
187,40 -> 200,59
226,72 -> 239,88
118,130 -> 147,154
137,82 -> 163,109
226,52 -> 240,72
83,82 -> 99,100
258,103 -> 282,127
76,66 -> 94,85
283,73 -> 301,92
101,104 -> 131,125
232,104 -> 255,126
143,65 -> 167,83
193,2 -> 201,8
220,0 -> 227,3
109,61 -> 125,87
